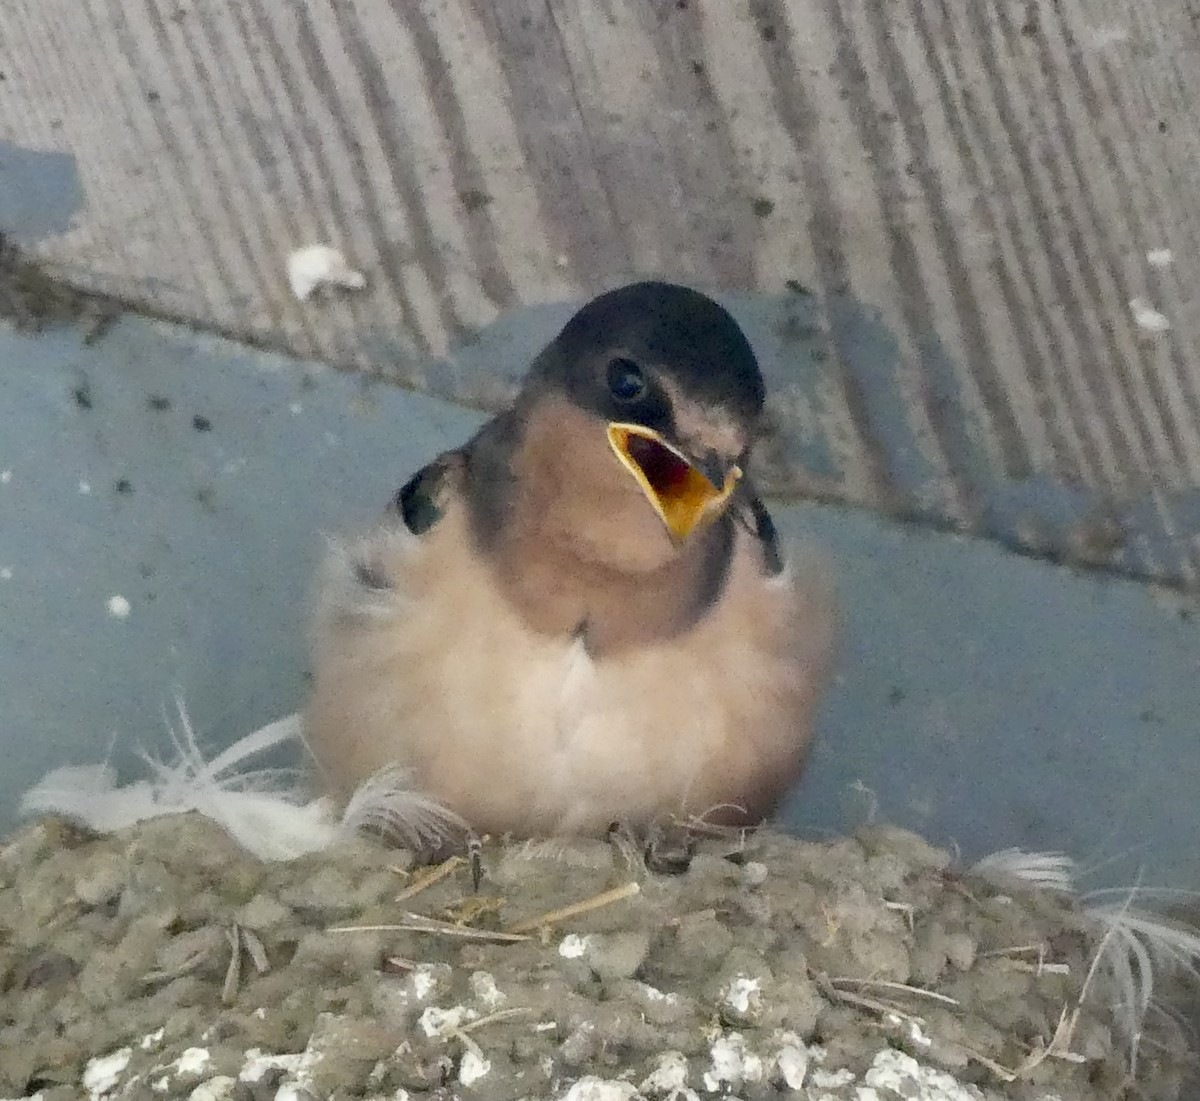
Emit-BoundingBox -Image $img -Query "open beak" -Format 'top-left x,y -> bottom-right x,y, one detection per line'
607,422 -> 742,542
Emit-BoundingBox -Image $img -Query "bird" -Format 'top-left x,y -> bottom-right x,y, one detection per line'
304,281 -> 835,846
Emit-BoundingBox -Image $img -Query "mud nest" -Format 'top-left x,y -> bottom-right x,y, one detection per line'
0,815 -> 1192,1100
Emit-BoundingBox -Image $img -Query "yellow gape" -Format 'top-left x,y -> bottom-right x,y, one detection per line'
607,422 -> 741,542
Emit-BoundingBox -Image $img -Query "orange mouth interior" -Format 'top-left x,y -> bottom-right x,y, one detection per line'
607,423 -> 741,541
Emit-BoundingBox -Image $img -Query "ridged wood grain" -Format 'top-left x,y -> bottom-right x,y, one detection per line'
1,0 -> 1198,582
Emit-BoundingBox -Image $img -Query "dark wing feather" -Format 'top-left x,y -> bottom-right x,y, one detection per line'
390,454 -> 459,536
738,488 -> 784,577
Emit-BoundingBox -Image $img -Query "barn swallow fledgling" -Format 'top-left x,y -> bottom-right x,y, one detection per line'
305,282 -> 835,842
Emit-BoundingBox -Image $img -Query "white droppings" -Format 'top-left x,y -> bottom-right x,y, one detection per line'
140,1027 -> 165,1050
175,1048 -> 212,1075
862,1048 -> 976,1100
239,1049 -> 312,1084
1130,297 -> 1171,332
188,1076 -> 236,1101
811,1065 -> 855,1088
289,402 -> 303,415
287,245 -> 366,301
1146,248 -> 1174,267
908,1019 -> 933,1048
83,1047 -> 132,1100
410,963 -> 441,1001
458,1049 -> 491,1086
107,595 -> 131,619
722,975 -> 762,1015
559,933 -> 593,959
418,1004 -> 477,1038
774,1042 -> 809,1089
0,567 -> 11,581
703,1033 -> 763,1092
640,1051 -> 690,1096
79,480 -> 92,494
559,1076 -> 639,1101
189,1076 -> 239,1101
0,469 -> 10,483
469,970 -> 506,1008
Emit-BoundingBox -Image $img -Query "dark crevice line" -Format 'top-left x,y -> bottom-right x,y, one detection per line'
930,3 -> 1106,486
1059,10 -> 1200,582
290,5 -> 429,356
975,7 -> 1188,582
746,0 -> 898,507
957,2 -> 1132,491
102,4 -> 239,317
327,2 -> 469,344
167,4 -> 314,342
819,0 -> 979,524
1052,4 -> 1200,434
139,0 -> 282,321
393,1 -> 518,309
994,6 -> 1190,475
467,2 -> 628,281
540,1 -> 632,272
630,2 -> 756,287
860,0 -> 1033,482
221,3 -> 333,243
906,0 -> 1084,485
238,0 -> 397,360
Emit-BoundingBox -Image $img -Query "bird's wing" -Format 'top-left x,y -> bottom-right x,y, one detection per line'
737,485 -> 785,577
390,452 -> 463,536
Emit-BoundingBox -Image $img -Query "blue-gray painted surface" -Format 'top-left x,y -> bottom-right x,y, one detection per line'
0,140 -> 84,243
0,313 -> 1197,894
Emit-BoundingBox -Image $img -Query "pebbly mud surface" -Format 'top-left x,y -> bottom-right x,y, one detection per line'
0,815 -> 1191,1100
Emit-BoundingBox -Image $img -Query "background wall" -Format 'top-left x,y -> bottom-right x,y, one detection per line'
3,0 -> 1200,584
0,0 -> 1197,892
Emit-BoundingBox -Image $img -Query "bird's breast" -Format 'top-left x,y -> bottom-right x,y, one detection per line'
306,501 -> 833,838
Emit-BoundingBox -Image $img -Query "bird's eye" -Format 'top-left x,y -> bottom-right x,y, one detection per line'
606,357 -> 647,403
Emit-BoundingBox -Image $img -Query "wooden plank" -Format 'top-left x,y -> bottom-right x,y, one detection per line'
1,0 -> 1199,583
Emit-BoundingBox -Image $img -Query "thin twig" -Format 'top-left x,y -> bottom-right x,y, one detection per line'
222,925 -> 242,1005
241,926 -> 271,974
460,1008 -> 534,1033
830,977 -> 960,1007
395,856 -> 463,902
507,882 -> 641,934
328,919 -> 529,943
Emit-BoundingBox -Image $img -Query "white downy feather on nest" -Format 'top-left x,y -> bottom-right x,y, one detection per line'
971,848 -> 1200,1076
18,702 -> 465,862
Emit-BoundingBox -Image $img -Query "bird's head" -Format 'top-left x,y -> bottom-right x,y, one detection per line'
526,282 -> 764,543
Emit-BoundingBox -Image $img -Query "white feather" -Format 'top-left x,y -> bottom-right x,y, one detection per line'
340,763 -> 468,852
970,847 -> 1078,893
19,701 -> 462,862
973,846 -> 1200,1074
1083,896 -> 1200,1072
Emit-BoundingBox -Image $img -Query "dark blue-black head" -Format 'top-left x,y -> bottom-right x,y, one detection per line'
527,281 -> 765,541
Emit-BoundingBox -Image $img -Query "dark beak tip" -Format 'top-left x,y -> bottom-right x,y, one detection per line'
695,453 -> 730,490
